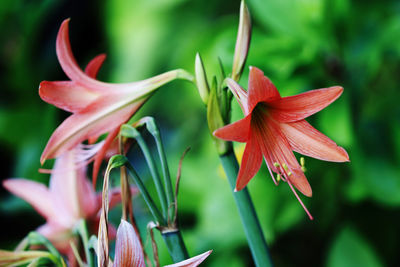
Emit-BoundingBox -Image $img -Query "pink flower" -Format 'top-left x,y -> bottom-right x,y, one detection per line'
39,19 -> 192,181
3,148 -> 128,265
214,67 -> 349,218
112,219 -> 211,267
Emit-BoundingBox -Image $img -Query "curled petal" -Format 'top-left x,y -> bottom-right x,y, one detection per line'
164,250 -> 213,267
57,19 -> 193,92
235,133 -> 263,191
269,86 -> 343,122
280,120 -> 349,162
114,219 -> 145,267
247,67 -> 280,112
213,114 -> 251,143
2,179 -> 54,220
39,81 -> 99,113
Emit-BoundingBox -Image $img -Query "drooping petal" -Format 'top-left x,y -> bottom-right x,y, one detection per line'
114,219 -> 145,267
84,54 -> 107,78
280,120 -> 349,162
269,86 -> 343,122
251,111 -> 312,197
39,81 -> 99,113
40,93 -> 147,164
213,114 -> 251,143
235,132 -> 263,191
164,250 -> 212,267
226,78 -> 249,115
2,179 -> 54,219
247,67 -> 280,112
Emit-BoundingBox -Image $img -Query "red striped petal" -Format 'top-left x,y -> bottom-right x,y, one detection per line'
114,219 -> 145,267
213,114 -> 251,142
247,67 -> 280,112
280,120 -> 349,162
251,111 -> 312,196
269,86 -> 343,122
164,250 -> 212,267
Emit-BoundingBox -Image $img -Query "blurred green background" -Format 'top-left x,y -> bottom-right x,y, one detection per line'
1,0 -> 400,266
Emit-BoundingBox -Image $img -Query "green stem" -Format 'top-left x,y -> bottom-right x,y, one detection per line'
161,230 -> 189,262
136,133 -> 169,218
125,162 -> 166,225
220,149 -> 273,267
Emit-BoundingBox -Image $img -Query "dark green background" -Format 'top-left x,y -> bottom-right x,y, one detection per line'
1,0 -> 399,266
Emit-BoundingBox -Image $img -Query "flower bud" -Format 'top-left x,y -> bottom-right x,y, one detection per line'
195,53 -> 210,104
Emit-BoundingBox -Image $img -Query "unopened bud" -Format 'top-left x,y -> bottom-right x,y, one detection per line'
232,0 -> 251,81
195,53 -> 210,104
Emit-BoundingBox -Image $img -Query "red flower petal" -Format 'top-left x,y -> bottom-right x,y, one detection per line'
251,112 -> 312,197
114,219 -> 145,267
235,133 -> 263,191
269,86 -> 343,122
39,81 -> 99,113
213,114 -> 251,142
40,94 -> 146,164
280,120 -> 349,162
247,67 -> 280,112
84,54 -> 106,79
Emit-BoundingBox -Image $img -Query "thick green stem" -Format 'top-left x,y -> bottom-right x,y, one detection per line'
161,230 -> 189,263
220,149 -> 273,267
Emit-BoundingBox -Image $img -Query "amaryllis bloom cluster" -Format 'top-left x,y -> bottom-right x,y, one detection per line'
3,148 -> 129,265
39,19 -> 192,182
113,219 -> 211,267
214,67 -> 349,218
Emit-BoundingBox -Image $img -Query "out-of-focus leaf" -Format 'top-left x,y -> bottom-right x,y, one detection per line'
326,226 -> 383,267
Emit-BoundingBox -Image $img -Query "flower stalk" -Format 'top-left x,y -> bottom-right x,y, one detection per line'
220,149 -> 272,267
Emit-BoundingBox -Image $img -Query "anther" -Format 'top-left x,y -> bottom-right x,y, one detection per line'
273,162 -> 280,168
300,157 -> 305,166
282,163 -> 289,172
277,174 -> 281,182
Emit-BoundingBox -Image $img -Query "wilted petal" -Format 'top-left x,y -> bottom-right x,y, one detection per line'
40,94 -> 147,163
269,86 -> 343,122
247,67 -> 280,112
39,81 -> 99,113
280,120 -> 349,162
164,250 -> 212,267
2,179 -> 54,220
235,132 -> 263,191
114,219 -> 145,267
226,78 -> 248,114
213,114 -> 251,142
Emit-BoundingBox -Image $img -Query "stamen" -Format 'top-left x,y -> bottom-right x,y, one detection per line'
287,179 -> 313,220
273,162 -> 280,168
282,163 -> 289,172
287,171 -> 292,176
276,174 -> 281,182
300,157 -> 306,172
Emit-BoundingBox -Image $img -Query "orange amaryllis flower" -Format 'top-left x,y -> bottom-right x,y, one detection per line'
214,67 -> 349,218
113,219 -> 211,267
3,148 -> 130,265
39,19 -> 192,170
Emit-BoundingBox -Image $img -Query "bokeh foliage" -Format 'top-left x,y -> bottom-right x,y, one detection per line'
1,0 -> 399,266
